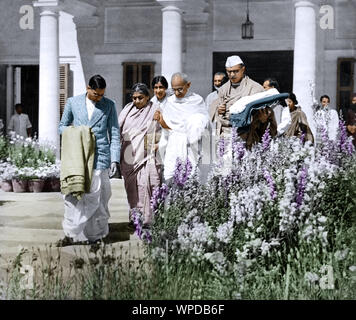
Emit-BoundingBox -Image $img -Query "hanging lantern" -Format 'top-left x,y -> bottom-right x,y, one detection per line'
241,0 -> 254,39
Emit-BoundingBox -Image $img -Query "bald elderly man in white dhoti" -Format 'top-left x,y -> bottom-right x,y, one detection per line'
153,72 -> 209,182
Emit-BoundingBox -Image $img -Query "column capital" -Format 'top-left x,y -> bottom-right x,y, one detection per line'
33,0 -> 60,9
33,0 -> 61,17
156,0 -> 183,10
156,0 -> 183,6
293,0 -> 318,9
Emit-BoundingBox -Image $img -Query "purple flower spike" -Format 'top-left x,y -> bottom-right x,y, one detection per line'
173,158 -> 193,187
296,167 -> 308,209
262,128 -> 271,152
263,168 -> 277,200
300,132 -> 305,144
131,208 -> 143,238
338,120 -> 349,154
151,183 -> 169,213
347,139 -> 355,156
130,208 -> 152,244
218,137 -> 225,159
232,128 -> 245,160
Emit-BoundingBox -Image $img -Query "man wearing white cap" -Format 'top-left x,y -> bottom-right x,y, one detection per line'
210,55 -> 264,137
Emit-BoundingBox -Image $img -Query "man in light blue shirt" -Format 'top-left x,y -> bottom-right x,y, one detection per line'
57,74 -> 120,245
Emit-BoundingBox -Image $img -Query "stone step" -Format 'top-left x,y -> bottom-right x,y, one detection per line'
0,216 -> 131,230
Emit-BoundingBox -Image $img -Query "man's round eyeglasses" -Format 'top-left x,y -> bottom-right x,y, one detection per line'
226,69 -> 242,74
172,87 -> 185,93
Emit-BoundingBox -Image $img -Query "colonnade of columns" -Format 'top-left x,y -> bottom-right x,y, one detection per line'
32,0 -> 317,152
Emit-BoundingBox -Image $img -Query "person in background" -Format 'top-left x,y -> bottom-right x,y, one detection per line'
151,75 -> 171,108
8,103 -> 32,138
150,75 -> 171,171
313,95 -> 339,144
346,93 -> 356,146
205,72 -> 227,112
262,78 -> 286,127
279,92 -> 314,143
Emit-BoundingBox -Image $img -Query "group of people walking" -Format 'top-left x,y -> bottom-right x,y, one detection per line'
56,55 -> 356,246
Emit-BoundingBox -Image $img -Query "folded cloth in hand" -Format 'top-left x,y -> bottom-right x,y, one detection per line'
60,125 -> 96,200
230,93 -> 289,129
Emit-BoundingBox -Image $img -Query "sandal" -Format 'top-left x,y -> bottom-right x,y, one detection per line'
56,236 -> 74,247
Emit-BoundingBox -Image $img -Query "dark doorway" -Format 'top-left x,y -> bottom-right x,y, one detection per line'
0,65 -> 6,134
20,65 -> 39,138
213,51 -> 294,93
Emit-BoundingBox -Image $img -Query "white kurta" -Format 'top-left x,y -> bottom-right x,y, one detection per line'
86,96 -> 96,120
151,95 -> 169,166
277,107 -> 292,135
314,107 -> 339,142
205,90 -> 218,111
160,92 -> 209,181
8,113 -> 32,138
63,169 -> 111,242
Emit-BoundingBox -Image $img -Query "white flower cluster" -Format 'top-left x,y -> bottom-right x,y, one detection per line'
230,183 -> 269,225
177,216 -> 214,258
152,132 -> 355,279
203,251 -> 227,275
278,166 -> 298,233
216,220 -> 234,244
0,161 -> 16,181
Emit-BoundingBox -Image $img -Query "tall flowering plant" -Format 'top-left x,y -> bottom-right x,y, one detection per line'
130,208 -> 152,244
147,129 -> 355,290
173,158 -> 193,187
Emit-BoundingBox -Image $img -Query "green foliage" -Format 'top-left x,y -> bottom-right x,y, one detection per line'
0,136 -> 8,161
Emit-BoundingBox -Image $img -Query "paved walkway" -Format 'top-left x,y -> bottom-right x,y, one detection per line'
0,179 -> 143,281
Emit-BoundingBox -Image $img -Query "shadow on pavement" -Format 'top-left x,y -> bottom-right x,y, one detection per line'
104,222 -> 134,244
0,201 -> 15,207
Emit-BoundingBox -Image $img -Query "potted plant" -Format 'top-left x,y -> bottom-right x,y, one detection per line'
48,162 -> 61,192
27,167 -> 46,193
0,162 -> 15,192
12,167 -> 32,193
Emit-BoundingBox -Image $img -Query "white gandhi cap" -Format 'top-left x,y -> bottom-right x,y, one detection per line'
225,55 -> 244,68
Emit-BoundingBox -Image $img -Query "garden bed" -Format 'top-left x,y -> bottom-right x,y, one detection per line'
0,122 -> 355,300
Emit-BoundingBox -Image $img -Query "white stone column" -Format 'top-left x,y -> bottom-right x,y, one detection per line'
293,1 -> 317,136
34,0 -> 60,152
14,67 -> 22,104
157,0 -> 183,85
6,65 -> 14,130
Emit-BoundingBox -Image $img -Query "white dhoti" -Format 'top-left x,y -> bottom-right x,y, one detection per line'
160,92 -> 209,182
62,169 -> 111,242
162,130 -> 200,181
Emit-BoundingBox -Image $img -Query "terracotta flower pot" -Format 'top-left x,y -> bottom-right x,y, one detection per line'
28,179 -> 45,193
1,180 -> 13,192
12,178 -> 28,193
43,178 -> 52,192
50,177 -> 60,192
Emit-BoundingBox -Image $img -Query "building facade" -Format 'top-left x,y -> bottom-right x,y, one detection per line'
0,0 -> 355,150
